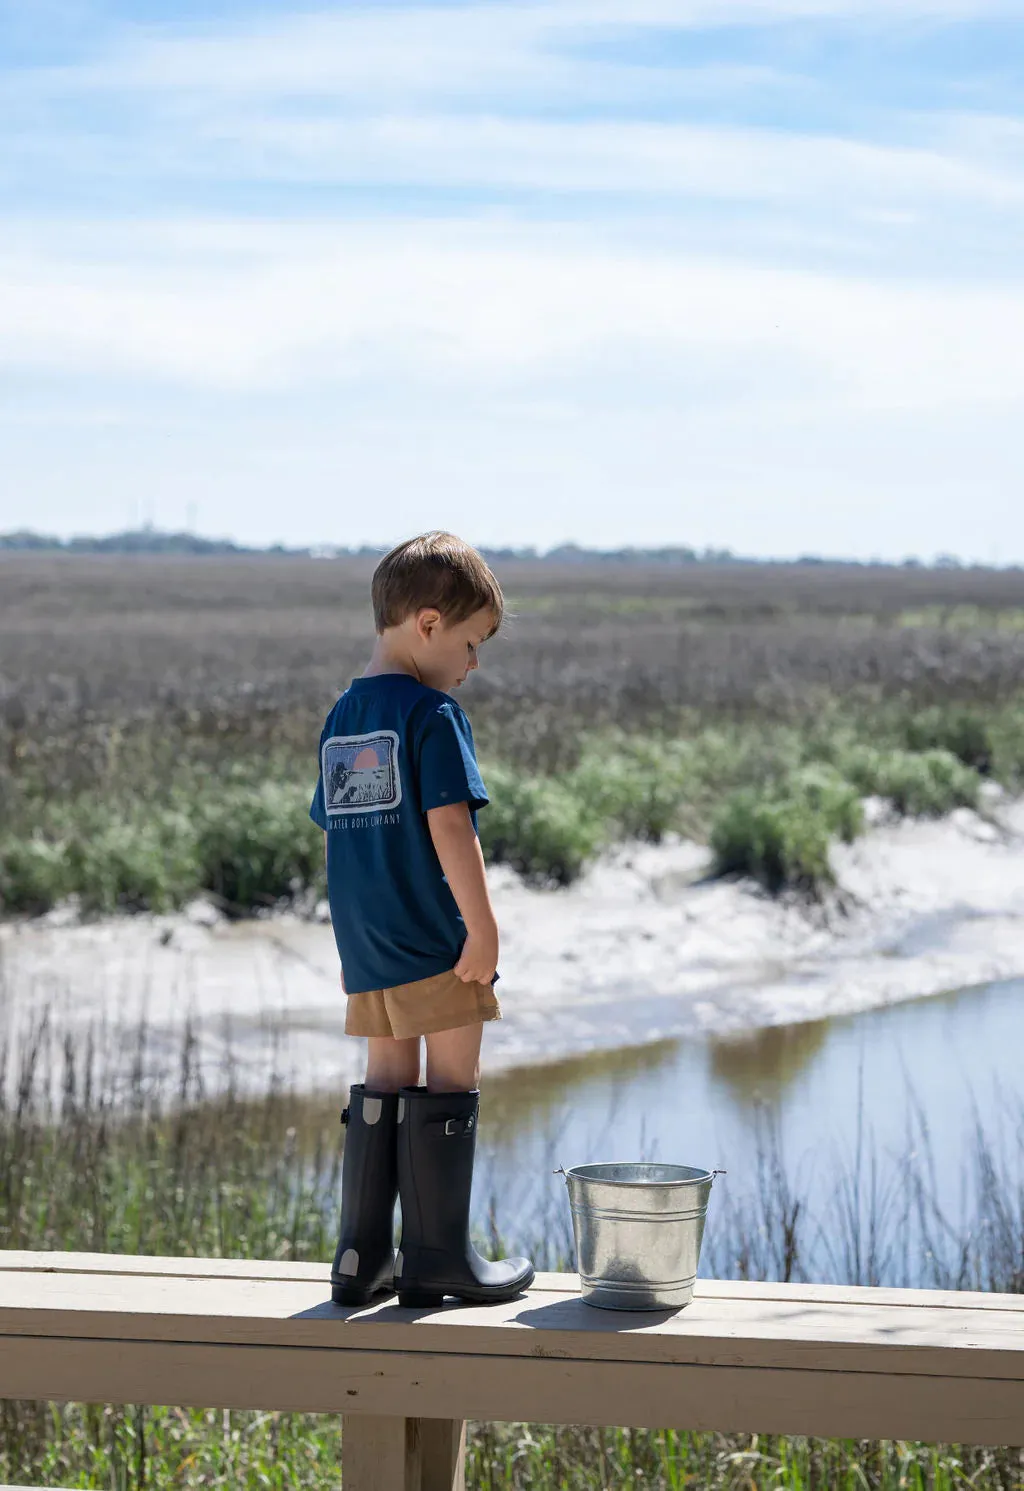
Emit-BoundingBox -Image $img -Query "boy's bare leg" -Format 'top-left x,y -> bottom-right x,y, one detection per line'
365,1036 -> 420,1092
425,1022 -> 483,1092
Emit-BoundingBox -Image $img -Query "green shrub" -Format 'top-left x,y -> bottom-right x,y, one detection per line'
904,707 -> 994,774
1,782 -> 324,917
687,725 -> 803,798
66,805 -> 201,914
193,780 -> 324,910
839,746 -> 981,817
785,764 -> 864,843
709,787 -> 836,895
708,764 -> 863,896
0,805 -> 204,917
989,708 -> 1024,788
0,833 -> 72,914
568,735 -> 695,842
479,763 -> 604,885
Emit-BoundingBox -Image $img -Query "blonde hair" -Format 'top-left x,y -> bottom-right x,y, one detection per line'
371,532 -> 504,636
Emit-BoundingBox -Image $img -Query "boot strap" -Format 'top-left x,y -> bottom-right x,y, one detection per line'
439,1114 -> 475,1137
340,1107 -> 350,1127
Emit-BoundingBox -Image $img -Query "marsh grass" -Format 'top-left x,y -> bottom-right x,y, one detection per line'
3,703 -> 1022,910
1,1016 -> 1023,1489
5,555 -> 1024,907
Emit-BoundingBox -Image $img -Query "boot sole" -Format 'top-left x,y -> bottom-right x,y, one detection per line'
398,1269 -> 535,1309
331,1281 -> 395,1307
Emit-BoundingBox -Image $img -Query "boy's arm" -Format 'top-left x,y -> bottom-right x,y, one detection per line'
427,802 -> 498,984
324,832 -> 346,993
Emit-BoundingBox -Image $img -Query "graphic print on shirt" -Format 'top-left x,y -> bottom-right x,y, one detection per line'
322,730 -> 402,816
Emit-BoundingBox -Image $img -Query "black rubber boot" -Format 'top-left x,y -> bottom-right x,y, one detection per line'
330,1085 -> 399,1307
395,1086 -> 535,1308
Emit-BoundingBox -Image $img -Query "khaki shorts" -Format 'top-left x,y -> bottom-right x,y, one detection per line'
345,968 -> 502,1040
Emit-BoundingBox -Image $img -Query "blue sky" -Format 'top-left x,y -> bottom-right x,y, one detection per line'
2,0 -> 1023,559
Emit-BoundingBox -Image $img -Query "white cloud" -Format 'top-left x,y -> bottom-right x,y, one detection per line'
175,111 -> 1024,212
3,219 -> 1023,415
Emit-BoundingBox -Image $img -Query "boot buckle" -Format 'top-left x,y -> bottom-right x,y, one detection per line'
444,1118 -> 457,1136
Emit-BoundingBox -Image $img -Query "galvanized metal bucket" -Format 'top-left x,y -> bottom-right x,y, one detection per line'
563,1162 -> 718,1311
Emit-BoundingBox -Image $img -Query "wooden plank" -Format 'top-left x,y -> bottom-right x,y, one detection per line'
2,1253 -> 1021,1323
3,1255 -> 1021,1315
2,1254 -> 1022,1451
0,1251 -> 332,1283
2,1335 -> 1022,1446
342,1415 -> 420,1491
1,1268 -> 1022,1381
696,1276 -> 1024,1314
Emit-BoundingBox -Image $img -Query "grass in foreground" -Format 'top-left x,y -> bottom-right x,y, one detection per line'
11,1405 -> 1022,1491
1,1018 -> 1022,1489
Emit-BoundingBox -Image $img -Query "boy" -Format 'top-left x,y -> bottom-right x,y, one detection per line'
310,532 -> 534,1309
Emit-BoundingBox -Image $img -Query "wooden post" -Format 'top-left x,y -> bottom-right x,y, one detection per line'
342,1415 -> 421,1489
341,1415 -> 466,1490
420,1418 -> 467,1491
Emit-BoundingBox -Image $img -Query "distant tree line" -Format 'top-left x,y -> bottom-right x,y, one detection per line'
0,526 -> 983,570
0,528 -> 248,555
0,528 -> 382,558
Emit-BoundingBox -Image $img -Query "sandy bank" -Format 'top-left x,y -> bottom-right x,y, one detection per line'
3,795 -> 1024,1094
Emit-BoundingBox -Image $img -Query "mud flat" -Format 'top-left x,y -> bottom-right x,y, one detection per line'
2,797 -> 1023,1096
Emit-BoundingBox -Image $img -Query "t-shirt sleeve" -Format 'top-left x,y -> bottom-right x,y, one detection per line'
309,729 -> 329,830
416,702 -> 488,814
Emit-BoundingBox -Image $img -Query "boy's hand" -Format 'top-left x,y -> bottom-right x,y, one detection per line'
454,927 -> 499,986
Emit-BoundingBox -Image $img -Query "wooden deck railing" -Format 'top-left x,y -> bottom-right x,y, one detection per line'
2,1252 -> 1023,1489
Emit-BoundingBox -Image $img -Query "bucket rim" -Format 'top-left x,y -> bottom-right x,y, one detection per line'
565,1160 -> 715,1188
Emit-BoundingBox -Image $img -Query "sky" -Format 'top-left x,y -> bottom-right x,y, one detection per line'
2,0 -> 1023,561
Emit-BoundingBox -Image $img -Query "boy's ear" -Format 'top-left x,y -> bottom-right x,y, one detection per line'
415,607 -> 443,641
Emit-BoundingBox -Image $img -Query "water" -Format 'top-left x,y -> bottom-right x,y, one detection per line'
473,977 -> 1024,1260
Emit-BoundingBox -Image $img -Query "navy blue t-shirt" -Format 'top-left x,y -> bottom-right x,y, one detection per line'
309,674 -> 489,994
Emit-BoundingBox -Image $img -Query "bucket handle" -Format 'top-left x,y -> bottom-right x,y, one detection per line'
555,1166 -> 727,1182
